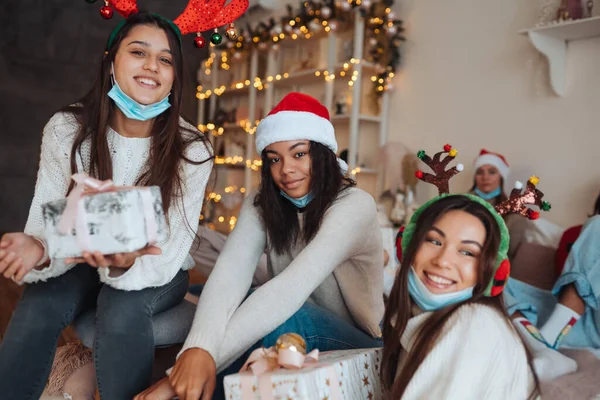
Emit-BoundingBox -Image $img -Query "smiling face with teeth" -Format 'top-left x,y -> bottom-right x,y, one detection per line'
112,24 -> 174,107
412,210 -> 485,295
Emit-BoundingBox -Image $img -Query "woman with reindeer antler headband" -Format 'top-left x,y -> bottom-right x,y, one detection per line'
0,2 -> 246,398
380,145 -> 544,399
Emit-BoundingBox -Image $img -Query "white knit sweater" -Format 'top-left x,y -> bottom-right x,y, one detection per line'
22,111 -> 213,290
397,304 -> 536,399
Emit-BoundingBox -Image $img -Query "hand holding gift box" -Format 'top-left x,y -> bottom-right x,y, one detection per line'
42,173 -> 167,260
224,333 -> 383,400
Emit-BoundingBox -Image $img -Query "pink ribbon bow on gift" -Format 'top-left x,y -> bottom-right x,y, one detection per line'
57,173 -> 158,253
238,346 -> 340,400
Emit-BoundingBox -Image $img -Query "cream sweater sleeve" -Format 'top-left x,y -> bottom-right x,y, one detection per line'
180,193 -> 267,362
98,139 -> 213,290
402,304 -> 534,400
23,113 -> 79,283
180,189 -> 377,371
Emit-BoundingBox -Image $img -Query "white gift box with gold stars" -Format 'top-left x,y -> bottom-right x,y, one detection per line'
224,348 -> 383,400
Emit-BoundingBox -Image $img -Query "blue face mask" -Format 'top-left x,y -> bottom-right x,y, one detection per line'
474,187 -> 502,201
408,267 -> 474,311
280,191 -> 313,208
107,64 -> 171,121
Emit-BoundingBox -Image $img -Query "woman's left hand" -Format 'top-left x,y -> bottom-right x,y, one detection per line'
65,245 -> 162,268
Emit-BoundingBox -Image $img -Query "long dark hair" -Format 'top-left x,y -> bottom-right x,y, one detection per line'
254,141 -> 355,254
63,12 -> 212,213
594,191 -> 600,216
380,196 -> 540,399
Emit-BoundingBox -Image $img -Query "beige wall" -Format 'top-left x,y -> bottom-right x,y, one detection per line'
388,0 -> 600,228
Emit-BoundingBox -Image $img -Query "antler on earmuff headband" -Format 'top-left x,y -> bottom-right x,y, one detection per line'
396,144 -> 551,297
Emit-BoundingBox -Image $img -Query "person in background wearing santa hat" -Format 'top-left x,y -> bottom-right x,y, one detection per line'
469,149 -> 528,260
136,92 -> 384,400
469,149 -> 510,206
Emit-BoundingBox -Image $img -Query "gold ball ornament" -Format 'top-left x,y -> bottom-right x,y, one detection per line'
275,333 -> 307,355
226,25 -> 237,40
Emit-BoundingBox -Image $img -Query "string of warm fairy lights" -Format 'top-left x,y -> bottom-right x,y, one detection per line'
198,119 -> 261,136
197,57 -> 393,101
212,156 -> 263,171
213,0 -> 404,99
206,185 -> 247,203
200,214 -> 238,232
202,186 -> 246,231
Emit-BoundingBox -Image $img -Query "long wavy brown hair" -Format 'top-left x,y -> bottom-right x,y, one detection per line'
380,196 -> 540,399
62,12 -> 213,215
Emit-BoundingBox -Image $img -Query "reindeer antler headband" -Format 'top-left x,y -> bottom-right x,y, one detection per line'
94,0 -> 249,49
396,144 -> 551,297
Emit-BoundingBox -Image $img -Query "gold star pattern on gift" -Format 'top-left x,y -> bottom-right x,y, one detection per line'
368,392 -> 374,400
326,378 -> 330,386
364,362 -> 369,369
363,375 -> 370,387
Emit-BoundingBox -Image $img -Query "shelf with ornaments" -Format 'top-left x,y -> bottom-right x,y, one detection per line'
197,0 -> 404,231
520,15 -> 600,96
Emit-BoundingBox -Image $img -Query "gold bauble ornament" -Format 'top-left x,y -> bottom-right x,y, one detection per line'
275,333 -> 307,355
226,24 -> 237,40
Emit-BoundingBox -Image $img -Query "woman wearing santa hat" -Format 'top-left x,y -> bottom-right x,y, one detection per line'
136,92 -> 384,400
469,149 -> 530,260
469,149 -> 510,206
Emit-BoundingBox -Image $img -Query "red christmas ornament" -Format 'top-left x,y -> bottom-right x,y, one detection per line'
528,210 -> 540,220
443,144 -> 452,152
415,170 -> 423,179
194,35 -> 207,48
100,5 -> 114,19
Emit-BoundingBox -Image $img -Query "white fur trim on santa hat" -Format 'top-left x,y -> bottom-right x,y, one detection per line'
255,110 -> 336,154
474,154 -> 509,179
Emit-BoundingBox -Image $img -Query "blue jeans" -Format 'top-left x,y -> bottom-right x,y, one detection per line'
0,264 -> 189,400
209,293 -> 383,400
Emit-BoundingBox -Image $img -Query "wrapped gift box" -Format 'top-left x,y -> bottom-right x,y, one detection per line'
224,348 -> 383,400
41,186 -> 167,259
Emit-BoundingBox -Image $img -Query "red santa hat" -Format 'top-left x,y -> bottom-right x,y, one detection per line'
474,149 -> 510,179
256,92 -> 337,154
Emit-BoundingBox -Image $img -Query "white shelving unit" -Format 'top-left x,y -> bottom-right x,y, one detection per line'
520,16 -> 600,96
197,9 -> 391,232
